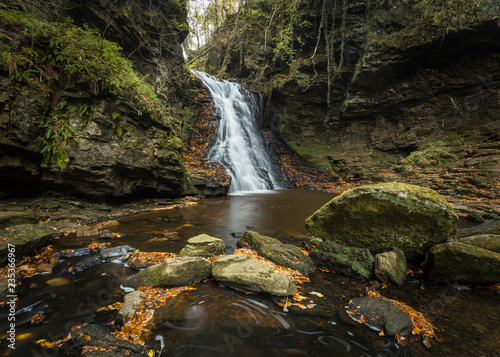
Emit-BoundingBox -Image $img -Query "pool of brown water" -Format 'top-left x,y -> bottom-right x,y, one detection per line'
1,189 -> 499,356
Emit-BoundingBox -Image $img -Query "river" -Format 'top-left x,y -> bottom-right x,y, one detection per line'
1,189 -> 499,356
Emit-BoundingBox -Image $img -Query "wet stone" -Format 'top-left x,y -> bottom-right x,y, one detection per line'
100,245 -> 135,260
74,255 -> 101,272
347,297 -> 413,336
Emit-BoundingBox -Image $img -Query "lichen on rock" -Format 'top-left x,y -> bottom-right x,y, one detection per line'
305,182 -> 458,257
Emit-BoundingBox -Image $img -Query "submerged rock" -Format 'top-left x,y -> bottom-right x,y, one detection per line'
100,245 -> 136,260
238,230 -> 315,276
123,256 -> 212,289
178,233 -> 225,257
310,240 -> 374,280
424,242 -> 500,285
74,256 -> 102,272
347,297 -> 413,337
0,224 -> 54,266
70,324 -> 148,356
305,182 -> 458,257
374,248 -> 407,286
212,254 -> 296,296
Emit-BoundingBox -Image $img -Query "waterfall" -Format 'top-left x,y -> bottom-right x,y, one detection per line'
192,71 -> 278,194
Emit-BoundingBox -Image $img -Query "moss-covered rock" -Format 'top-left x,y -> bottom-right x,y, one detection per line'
123,256 -> 212,289
212,254 -> 296,296
305,183 -> 458,257
238,230 -> 315,276
309,240 -> 374,280
0,224 -> 54,266
424,242 -> 500,285
374,248 -> 407,286
458,235 -> 500,253
0,211 -> 42,229
178,234 -> 226,257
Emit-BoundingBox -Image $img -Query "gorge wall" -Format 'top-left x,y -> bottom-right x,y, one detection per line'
198,0 -> 500,199
0,0 -> 197,199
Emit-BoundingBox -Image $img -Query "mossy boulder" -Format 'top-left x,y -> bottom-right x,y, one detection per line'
374,248 -> 407,285
123,256 -> 212,289
305,182 -> 458,257
310,241 -> 374,280
178,234 -> 226,257
237,230 -> 315,276
212,254 -> 297,296
0,224 -> 54,266
424,242 -> 500,285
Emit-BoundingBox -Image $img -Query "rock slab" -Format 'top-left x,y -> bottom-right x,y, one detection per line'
212,254 -> 297,296
123,256 -> 212,289
424,242 -> 500,284
238,230 -> 315,276
0,224 -> 54,266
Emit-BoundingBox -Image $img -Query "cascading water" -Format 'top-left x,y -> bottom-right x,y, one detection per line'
193,70 -> 279,194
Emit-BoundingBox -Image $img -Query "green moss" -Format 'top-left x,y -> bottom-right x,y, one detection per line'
306,183 -> 458,256
0,9 -> 165,123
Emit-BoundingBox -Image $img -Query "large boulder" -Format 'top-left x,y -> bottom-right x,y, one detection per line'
310,240 -> 374,280
0,224 -> 54,266
305,182 -> 458,257
237,230 -> 315,276
178,234 -> 226,257
374,248 -> 407,286
424,242 -> 500,285
123,256 -> 212,289
212,254 -> 297,296
347,297 -> 413,336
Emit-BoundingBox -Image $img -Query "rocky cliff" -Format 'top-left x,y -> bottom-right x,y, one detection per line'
197,0 -> 500,199
0,0 -> 197,199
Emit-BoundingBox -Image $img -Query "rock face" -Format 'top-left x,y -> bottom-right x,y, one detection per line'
200,0 -> 500,199
212,254 -> 297,296
0,224 -> 54,266
374,248 -> 407,286
179,234 -> 226,257
309,240 -> 374,280
424,242 -> 500,285
0,1 -> 196,199
238,230 -> 315,276
305,183 -> 458,257
123,256 -> 212,289
347,297 -> 413,337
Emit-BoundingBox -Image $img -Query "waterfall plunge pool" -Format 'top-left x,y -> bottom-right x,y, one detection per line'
1,189 -> 499,357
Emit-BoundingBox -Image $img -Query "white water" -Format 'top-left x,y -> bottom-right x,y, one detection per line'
193,71 -> 278,194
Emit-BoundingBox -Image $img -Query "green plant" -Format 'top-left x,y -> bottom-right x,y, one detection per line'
40,111 -> 75,170
0,9 -> 166,123
400,140 -> 457,170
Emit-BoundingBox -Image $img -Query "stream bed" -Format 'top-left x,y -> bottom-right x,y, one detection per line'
1,189 -> 499,356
